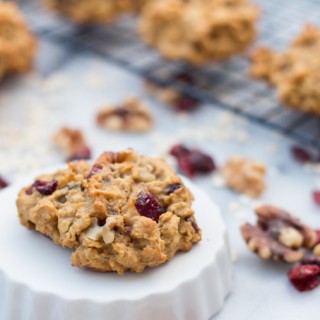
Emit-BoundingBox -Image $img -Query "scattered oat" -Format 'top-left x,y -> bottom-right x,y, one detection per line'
211,173 -> 227,188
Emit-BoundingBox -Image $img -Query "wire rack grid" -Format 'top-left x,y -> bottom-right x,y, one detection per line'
17,0 -> 320,150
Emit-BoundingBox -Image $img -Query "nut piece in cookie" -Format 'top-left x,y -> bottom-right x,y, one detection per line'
96,99 -> 153,132
52,127 -> 91,162
139,0 -> 260,64
250,24 -> 320,115
16,149 -> 201,274
222,156 -> 266,197
44,0 -> 148,24
241,205 -> 317,263
0,2 -> 37,80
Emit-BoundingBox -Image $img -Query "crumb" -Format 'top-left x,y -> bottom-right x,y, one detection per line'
96,98 -> 153,132
52,127 -> 91,161
223,156 -> 266,197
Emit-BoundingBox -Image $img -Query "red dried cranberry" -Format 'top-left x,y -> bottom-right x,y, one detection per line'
87,164 -> 102,179
33,180 -> 58,196
301,256 -> 320,268
68,146 -> 91,162
187,149 -> 216,173
171,145 -> 215,177
288,264 -> 320,292
312,191 -> 320,207
291,146 -> 313,164
0,176 -> 9,190
178,156 -> 196,177
167,183 -> 182,195
170,144 -> 190,159
135,192 -> 165,222
185,216 -> 200,233
174,95 -> 200,112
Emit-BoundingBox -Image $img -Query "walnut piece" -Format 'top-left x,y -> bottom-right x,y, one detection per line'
241,205 -> 318,263
85,218 -> 116,245
52,127 -> 91,162
222,156 -> 266,197
96,98 -> 153,132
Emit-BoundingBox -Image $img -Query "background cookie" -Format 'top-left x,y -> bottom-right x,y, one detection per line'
139,0 -> 260,64
250,25 -> 320,116
0,2 -> 36,80
44,0 -> 148,24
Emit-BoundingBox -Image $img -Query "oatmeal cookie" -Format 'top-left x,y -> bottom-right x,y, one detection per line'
139,0 -> 259,64
0,2 -> 36,80
17,149 -> 201,274
250,25 -> 320,115
44,0 -> 148,24
96,99 -> 153,132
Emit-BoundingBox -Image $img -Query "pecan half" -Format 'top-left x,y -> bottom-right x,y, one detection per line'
241,205 -> 318,263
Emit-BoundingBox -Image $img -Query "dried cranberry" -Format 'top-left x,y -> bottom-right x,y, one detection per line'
177,156 -> 196,177
87,164 -> 102,179
167,183 -> 182,195
135,192 -> 165,222
174,95 -> 200,112
187,150 -> 216,173
301,256 -> 320,268
185,216 -> 200,233
291,146 -> 313,164
288,264 -> 320,292
170,144 -> 215,177
68,146 -> 91,162
0,176 -> 8,190
170,144 -> 190,159
312,191 -> 320,207
32,180 -> 58,196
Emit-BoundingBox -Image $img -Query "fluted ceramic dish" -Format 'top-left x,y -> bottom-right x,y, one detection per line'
0,168 -> 232,320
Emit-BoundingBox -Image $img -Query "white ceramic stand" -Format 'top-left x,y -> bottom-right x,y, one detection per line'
0,174 -> 232,320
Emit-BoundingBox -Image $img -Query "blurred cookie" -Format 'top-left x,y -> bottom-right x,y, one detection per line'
0,2 -> 36,80
45,0 -> 148,24
251,25 -> 320,115
139,0 -> 259,64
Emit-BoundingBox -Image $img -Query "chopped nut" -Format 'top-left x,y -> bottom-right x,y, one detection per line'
313,244 -> 320,257
52,127 -> 91,162
257,206 -> 317,249
85,217 -> 118,245
279,227 -> 303,249
96,98 -> 153,132
85,224 -> 103,241
101,229 -> 115,244
222,156 -> 266,197
241,205 -> 318,263
241,223 -> 304,263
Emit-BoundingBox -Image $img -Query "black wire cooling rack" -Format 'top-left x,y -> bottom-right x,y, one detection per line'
18,0 -> 320,150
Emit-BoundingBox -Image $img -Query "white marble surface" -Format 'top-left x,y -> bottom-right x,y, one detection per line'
0,51 -> 319,319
